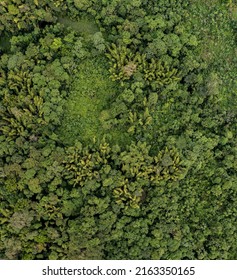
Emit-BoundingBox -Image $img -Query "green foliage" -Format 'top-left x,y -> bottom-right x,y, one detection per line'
57,56 -> 121,146
0,32 -> 69,142
0,0 -> 66,34
141,58 -> 180,89
0,0 -> 236,261
106,43 -> 180,90
106,43 -> 139,81
62,140 -> 185,210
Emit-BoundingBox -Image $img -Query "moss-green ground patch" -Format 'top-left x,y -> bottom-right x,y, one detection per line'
58,16 -> 99,36
187,0 -> 237,107
58,56 -> 124,146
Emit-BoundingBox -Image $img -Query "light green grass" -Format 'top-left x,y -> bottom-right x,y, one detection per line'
58,17 -> 99,36
57,57 -> 122,146
188,0 -> 237,106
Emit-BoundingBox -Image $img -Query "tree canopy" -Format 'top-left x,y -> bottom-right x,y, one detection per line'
0,0 -> 236,260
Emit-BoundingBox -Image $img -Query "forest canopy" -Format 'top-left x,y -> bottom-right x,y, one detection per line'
0,0 -> 237,260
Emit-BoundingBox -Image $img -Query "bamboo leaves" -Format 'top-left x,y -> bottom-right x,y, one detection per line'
153,147 -> 184,181
142,59 -> 180,88
106,43 -> 180,89
63,140 -> 185,210
106,43 -> 139,81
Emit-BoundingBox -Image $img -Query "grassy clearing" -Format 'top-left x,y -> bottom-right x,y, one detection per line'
188,0 -> 237,106
57,56 -> 121,146
58,16 -> 99,36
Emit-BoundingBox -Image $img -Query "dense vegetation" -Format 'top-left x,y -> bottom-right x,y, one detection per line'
0,0 -> 237,260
